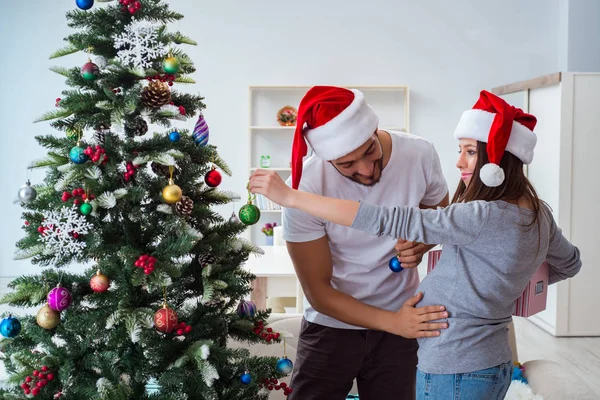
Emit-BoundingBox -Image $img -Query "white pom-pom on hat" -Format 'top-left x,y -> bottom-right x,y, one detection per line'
480,163 -> 505,187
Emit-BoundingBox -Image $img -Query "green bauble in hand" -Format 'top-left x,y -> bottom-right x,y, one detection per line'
238,203 -> 261,226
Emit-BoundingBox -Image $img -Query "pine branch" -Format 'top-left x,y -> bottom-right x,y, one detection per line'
33,109 -> 74,123
49,44 -> 80,59
170,33 -> 198,46
49,66 -> 73,78
174,76 -> 196,84
28,152 -> 69,169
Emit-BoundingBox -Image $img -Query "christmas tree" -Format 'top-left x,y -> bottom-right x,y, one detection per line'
0,1 -> 292,398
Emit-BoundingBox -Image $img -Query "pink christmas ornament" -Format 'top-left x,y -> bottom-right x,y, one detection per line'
47,286 -> 72,312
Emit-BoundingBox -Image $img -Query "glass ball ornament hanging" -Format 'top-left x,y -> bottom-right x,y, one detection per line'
18,180 -> 37,203
168,130 -> 180,142
388,255 -> 403,273
76,0 -> 94,10
162,166 -> 182,204
36,304 -> 60,330
239,202 -> 261,226
69,142 -> 89,164
47,285 -> 72,312
80,60 -> 99,80
240,371 -> 252,385
236,300 -> 257,318
204,166 -> 222,188
162,55 -> 180,74
154,303 -> 178,333
0,315 -> 21,338
276,356 -> 294,375
80,199 -> 93,215
229,211 -> 241,224
90,270 -> 110,293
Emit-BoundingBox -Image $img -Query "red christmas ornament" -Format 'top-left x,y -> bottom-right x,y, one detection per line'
154,304 -> 178,333
90,270 -> 110,292
204,167 -> 222,188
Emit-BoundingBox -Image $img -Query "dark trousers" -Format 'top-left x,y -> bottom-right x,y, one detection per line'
289,318 -> 418,400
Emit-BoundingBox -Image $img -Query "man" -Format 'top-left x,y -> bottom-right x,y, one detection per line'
282,86 -> 450,400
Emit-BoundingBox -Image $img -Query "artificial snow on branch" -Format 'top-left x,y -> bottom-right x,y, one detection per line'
114,19 -> 168,70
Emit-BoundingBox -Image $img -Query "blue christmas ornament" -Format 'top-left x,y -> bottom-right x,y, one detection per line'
0,315 -> 21,338
388,256 -> 403,273
76,0 -> 94,10
240,371 -> 252,385
193,114 -> 209,147
168,130 -> 181,142
69,146 -> 89,164
276,356 -> 294,375
236,300 -> 257,318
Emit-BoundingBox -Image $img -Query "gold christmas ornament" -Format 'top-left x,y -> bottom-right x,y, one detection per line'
162,166 -> 182,204
141,80 -> 171,109
36,304 -> 60,330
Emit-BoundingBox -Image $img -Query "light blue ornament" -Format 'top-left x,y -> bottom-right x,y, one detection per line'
168,130 -> 181,142
388,256 -> 403,273
276,356 -> 294,375
0,315 -> 21,338
193,114 -> 209,147
240,371 -> 252,385
69,146 -> 89,164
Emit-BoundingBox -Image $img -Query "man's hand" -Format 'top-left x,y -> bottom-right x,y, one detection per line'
395,239 -> 430,269
385,292 -> 448,338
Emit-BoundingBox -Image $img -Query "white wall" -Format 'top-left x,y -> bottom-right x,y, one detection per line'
0,0 -> 561,275
562,0 -> 600,72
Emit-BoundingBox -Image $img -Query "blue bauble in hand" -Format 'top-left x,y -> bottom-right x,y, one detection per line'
0,315 -> 21,338
276,356 -> 294,375
389,256 -> 403,273
76,0 -> 94,10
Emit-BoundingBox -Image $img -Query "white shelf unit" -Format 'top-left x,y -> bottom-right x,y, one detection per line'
494,72 -> 600,337
247,85 -> 410,246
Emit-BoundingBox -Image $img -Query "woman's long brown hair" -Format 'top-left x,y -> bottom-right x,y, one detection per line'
451,141 -> 545,234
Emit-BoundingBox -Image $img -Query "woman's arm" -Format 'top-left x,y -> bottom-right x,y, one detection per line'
248,170 -> 487,246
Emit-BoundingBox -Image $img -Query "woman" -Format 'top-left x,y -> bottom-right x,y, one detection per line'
248,91 -> 582,399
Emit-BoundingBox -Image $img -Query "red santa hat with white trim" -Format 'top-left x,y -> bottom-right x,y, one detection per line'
454,90 -> 538,187
291,86 -> 379,189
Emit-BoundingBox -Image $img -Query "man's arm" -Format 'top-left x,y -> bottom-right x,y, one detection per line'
287,236 -> 448,338
396,193 -> 450,268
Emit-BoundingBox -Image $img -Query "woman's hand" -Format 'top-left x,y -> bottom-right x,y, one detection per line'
248,169 -> 296,208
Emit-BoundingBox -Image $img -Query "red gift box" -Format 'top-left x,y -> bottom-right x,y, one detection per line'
426,250 -> 548,317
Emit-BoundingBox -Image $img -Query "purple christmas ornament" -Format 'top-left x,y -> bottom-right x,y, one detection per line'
236,300 -> 257,318
193,113 -> 209,147
47,285 -> 72,312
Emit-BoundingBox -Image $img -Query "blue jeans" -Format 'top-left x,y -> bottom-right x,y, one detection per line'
416,361 -> 513,400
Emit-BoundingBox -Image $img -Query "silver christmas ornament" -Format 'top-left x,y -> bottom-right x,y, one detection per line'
94,56 -> 108,69
18,180 -> 37,203
228,212 -> 241,224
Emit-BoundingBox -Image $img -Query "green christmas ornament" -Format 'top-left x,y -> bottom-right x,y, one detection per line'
81,60 -> 99,81
162,56 -> 180,74
239,203 -> 261,226
66,126 -> 82,140
80,201 -> 92,215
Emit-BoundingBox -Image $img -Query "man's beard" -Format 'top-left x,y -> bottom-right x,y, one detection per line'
334,156 -> 384,187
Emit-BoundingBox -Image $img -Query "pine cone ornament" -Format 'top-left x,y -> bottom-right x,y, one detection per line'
151,162 -> 179,178
94,123 -> 111,145
175,196 -> 194,215
141,80 -> 171,109
124,116 -> 148,137
198,254 -> 216,267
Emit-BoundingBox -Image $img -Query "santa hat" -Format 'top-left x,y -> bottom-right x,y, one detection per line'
291,86 -> 379,189
454,90 -> 538,187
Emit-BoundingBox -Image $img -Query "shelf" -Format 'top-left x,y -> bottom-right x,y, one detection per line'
258,210 -> 282,213
250,126 -> 296,131
250,167 -> 291,172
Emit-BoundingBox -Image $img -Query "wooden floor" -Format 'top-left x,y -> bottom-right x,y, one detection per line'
513,317 -> 600,397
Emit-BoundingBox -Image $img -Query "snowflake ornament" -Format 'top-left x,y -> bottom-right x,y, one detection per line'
39,205 -> 93,260
114,19 -> 168,69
